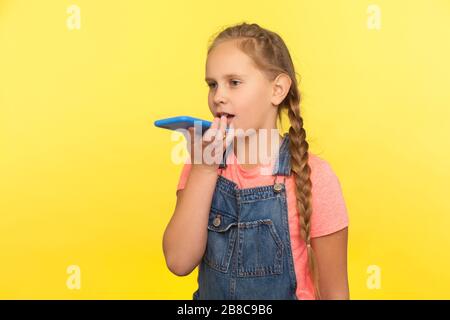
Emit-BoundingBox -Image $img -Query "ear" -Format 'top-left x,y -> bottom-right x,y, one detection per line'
270,73 -> 292,107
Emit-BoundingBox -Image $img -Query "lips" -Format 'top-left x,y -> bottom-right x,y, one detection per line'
216,111 -> 235,118
226,115 -> 235,126
216,111 -> 235,126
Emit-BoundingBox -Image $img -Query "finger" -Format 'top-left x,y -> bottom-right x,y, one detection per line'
203,117 -> 220,142
210,116 -> 220,130
185,127 -> 194,141
215,115 -> 227,142
224,122 -> 235,147
211,115 -> 227,163
187,126 -> 199,142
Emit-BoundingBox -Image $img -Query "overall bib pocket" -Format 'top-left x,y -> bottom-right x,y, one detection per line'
203,209 -> 238,273
237,219 -> 284,277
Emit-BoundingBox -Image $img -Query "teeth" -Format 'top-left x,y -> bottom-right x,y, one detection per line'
219,112 -> 233,117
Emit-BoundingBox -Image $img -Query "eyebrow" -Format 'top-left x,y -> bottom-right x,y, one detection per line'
204,73 -> 246,82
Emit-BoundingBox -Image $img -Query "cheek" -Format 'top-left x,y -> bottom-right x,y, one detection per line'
236,84 -> 271,113
208,94 -> 215,114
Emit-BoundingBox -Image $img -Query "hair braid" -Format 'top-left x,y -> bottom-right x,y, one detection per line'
287,106 -> 321,300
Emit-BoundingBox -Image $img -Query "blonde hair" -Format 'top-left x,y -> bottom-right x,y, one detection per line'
207,22 -> 321,299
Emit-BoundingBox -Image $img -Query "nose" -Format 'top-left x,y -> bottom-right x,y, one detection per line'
212,85 -> 227,106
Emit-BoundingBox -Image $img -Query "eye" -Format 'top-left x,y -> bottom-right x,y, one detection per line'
230,80 -> 241,86
207,82 -> 216,89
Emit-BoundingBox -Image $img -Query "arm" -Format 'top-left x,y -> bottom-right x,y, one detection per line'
312,227 -> 349,299
162,165 -> 218,276
162,116 -> 233,276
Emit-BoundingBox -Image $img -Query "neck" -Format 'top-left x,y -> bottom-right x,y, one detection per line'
232,129 -> 283,170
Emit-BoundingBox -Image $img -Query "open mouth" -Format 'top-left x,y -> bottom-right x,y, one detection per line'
216,112 -> 235,120
220,113 -> 235,127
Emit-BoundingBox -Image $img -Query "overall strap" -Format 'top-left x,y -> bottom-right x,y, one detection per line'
272,133 -> 291,176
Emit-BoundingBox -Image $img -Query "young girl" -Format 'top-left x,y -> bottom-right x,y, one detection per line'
163,22 -> 349,300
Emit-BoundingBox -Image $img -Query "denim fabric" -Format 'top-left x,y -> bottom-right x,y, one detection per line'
193,133 -> 298,300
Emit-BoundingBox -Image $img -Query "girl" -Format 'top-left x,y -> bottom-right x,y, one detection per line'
163,22 -> 349,300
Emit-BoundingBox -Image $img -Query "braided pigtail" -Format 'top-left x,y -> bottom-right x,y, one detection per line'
287,105 -> 321,300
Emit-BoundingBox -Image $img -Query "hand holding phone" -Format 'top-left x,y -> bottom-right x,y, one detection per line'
155,115 -> 234,170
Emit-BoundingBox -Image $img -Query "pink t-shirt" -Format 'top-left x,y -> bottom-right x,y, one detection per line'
176,150 -> 349,300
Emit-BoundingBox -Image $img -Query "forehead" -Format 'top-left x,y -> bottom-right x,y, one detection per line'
205,40 -> 259,80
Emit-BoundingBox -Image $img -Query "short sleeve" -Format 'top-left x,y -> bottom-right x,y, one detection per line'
310,157 -> 349,238
176,161 -> 192,193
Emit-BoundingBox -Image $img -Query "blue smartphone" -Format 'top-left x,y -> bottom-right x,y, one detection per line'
154,116 -> 212,134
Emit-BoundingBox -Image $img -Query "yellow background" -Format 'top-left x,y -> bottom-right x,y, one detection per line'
1,0 -> 449,299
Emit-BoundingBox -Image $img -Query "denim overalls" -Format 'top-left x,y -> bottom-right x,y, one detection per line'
192,133 -> 299,300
